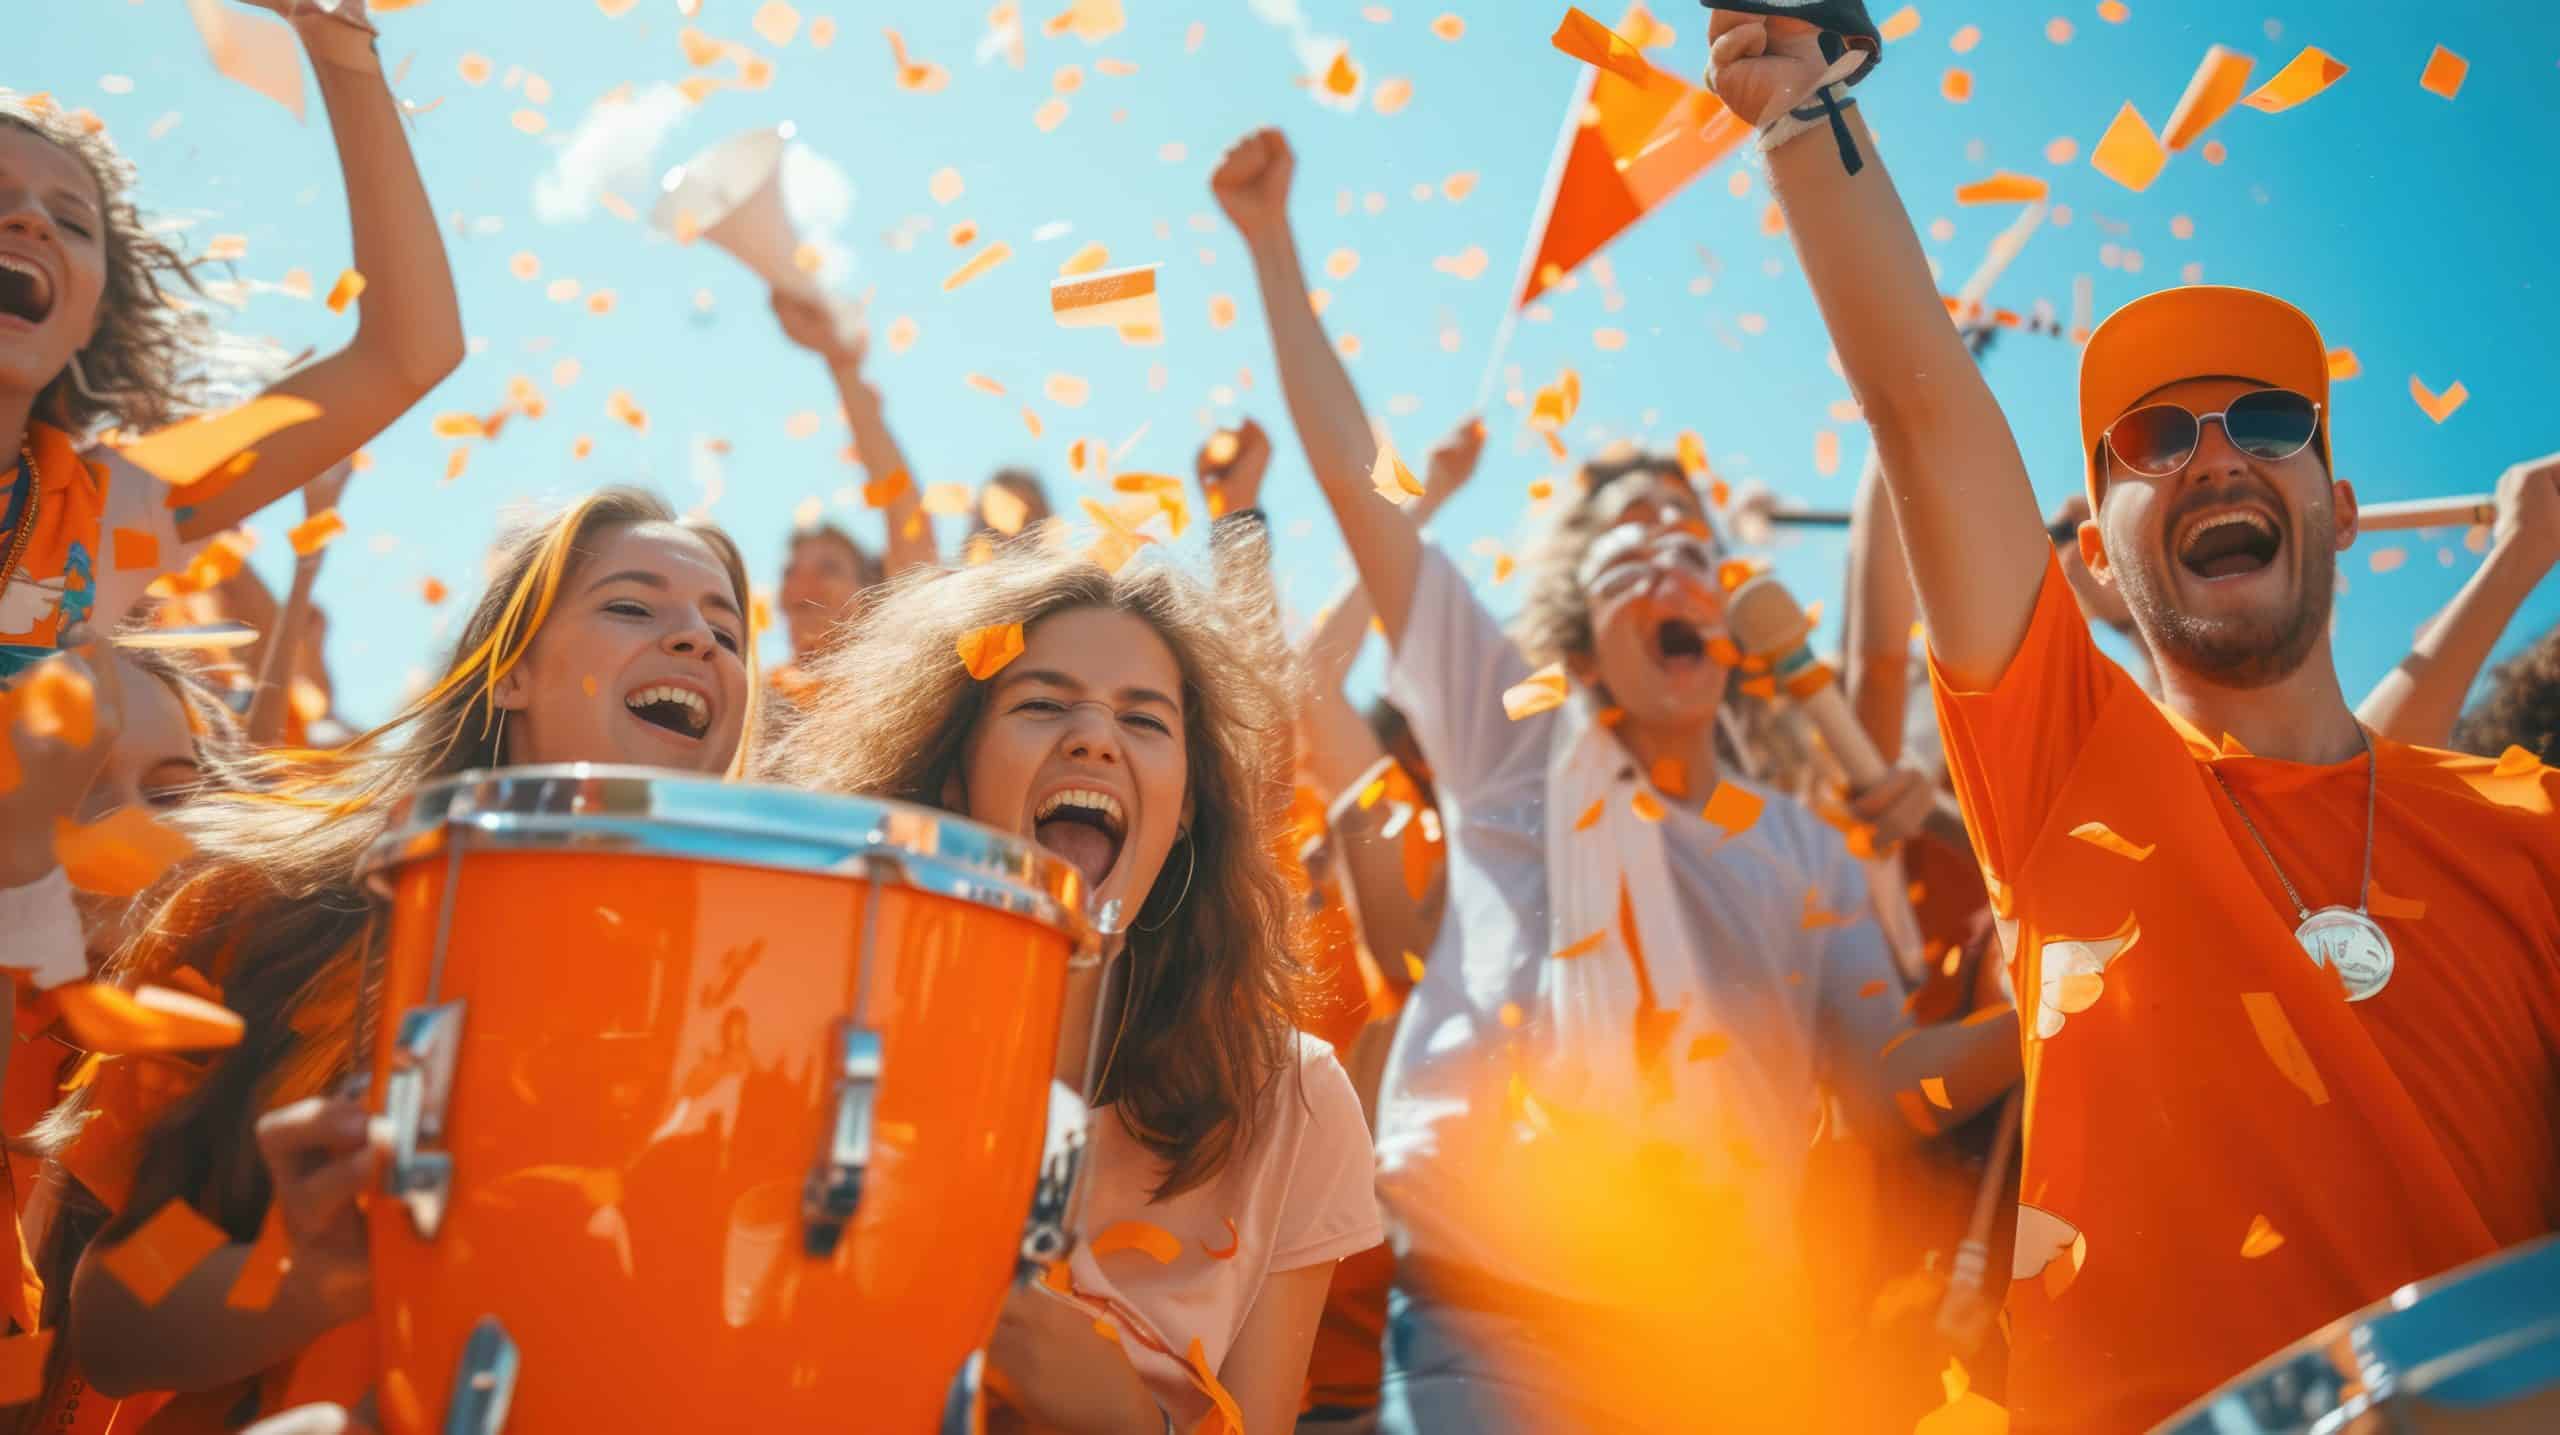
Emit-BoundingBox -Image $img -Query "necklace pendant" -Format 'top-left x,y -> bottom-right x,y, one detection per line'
2295,906 -> 2394,1001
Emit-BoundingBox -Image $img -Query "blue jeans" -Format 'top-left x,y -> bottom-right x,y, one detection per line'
1372,1285 -> 1658,1435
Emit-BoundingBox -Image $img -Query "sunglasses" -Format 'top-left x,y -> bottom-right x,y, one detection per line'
2100,387 -> 2323,480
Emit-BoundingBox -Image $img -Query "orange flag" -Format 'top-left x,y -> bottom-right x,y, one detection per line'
1516,3 -> 1750,309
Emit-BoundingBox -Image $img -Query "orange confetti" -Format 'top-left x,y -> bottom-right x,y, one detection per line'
1370,445 -> 1425,506
99,1199 -> 230,1306
1440,170 -> 1477,201
752,0 -> 802,47
1321,49 -> 1362,99
115,395 -> 321,489
810,15 -> 837,46
1206,294 -> 1239,330
56,981 -> 244,1054
943,240 -> 1014,292
886,316 -> 920,354
1553,928 -> 1608,961
2097,0 -> 2129,20
1550,7 -> 1652,86
1955,172 -> 2049,205
111,526 -> 159,572
1813,429 -> 1841,477
1921,1077 -> 1953,1109
323,268 -> 365,314
1089,1220 -> 1181,1263
2240,991 -> 2329,1107
2368,546 -> 2406,575
287,508 -> 346,558
2327,348 -> 2361,381
863,470 -> 914,509
2419,45 -> 2467,100
956,623 -> 1027,680
1878,5 -> 1920,42
1650,757 -> 1688,798
421,576 -> 450,605
2067,821 -> 2154,862
1701,782 -> 1764,836
54,808 -> 194,897
225,1207 -> 292,1312
511,108 -> 548,135
1940,68 -> 1973,102
18,661 -> 97,747
1688,1033 -> 1731,1062
1502,664 -> 1568,721
2240,1214 -> 2286,1259
2089,101 -> 2169,192
1058,242 -> 1111,277
2410,376 -> 2468,424
1033,97 -> 1070,131
1430,13 -> 1464,40
1201,1218 -> 1240,1260
1373,76 -> 1413,114
1630,789 -> 1667,823
1593,327 -> 1627,352
2163,44 -> 2256,150
1184,1337 -> 1247,1435
886,28 -> 950,91
2241,47 -> 2349,114
1574,799 -> 1607,832
1498,1002 -> 1524,1029
1324,248 -> 1360,280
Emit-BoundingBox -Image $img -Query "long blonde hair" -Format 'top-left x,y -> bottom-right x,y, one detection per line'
758,523 -> 1304,1199
69,488 -> 753,1240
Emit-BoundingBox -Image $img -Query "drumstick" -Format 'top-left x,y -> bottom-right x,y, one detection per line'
1934,1085 -> 2024,1350
2355,495 -> 2494,532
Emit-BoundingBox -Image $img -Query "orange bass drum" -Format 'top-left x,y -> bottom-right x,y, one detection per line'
356,767 -> 1100,1434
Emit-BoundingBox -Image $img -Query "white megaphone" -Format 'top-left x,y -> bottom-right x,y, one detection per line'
653,122 -> 822,297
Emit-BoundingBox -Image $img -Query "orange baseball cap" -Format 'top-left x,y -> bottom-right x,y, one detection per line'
2077,285 -> 2331,513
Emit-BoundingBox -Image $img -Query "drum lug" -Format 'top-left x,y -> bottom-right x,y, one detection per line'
801,1021 -> 884,1257
1017,1079 -> 1091,1274
442,1316 -> 519,1435
384,1001 -> 465,1240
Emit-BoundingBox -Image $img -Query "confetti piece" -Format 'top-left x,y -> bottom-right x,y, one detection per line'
1202,1218 -> 1240,1260
2241,47 -> 2349,114
17,661 -> 96,747
1553,928 -> 1608,961
1184,1337 -> 1246,1435
1370,445 -> 1425,506
1593,328 -> 1627,352
2067,821 -> 2154,861
2089,102 -> 2169,192
943,240 -> 1013,292
1630,789 -> 1666,823
2410,376 -> 2467,423
2366,879 -> 2426,921
184,0 -> 305,120
2419,45 -> 2466,100
2327,348 -> 2361,381
2240,991 -> 2329,1107
1324,248 -> 1361,280
1814,429 -> 1841,477
1573,799 -> 1606,832
1649,757 -> 1688,798
56,980 -> 243,1053
1941,68 -> 1973,102
2240,1214 -> 2285,1259
863,470 -> 913,508
957,623 -> 1026,680
100,1199 -> 230,1306
2494,745 -> 2540,778
2045,136 -> 2079,164
115,395 -> 322,489
1402,951 -> 1426,984
2098,0 -> 2128,20
422,576 -> 450,605
752,0 -> 802,47
223,1207 -> 292,1312
1701,782 -> 1764,836
886,28 -> 951,91
1052,263 -> 1159,329
1431,12 -> 1464,39
1921,1077 -> 1952,1109
1090,1220 -> 1181,1263
886,317 -> 920,354
1440,170 -> 1478,202
984,483 -> 1033,535
1033,97 -> 1070,131
1955,172 -> 2049,205
2163,44 -> 2255,149
54,806 -> 193,897
2368,546 -> 2406,575
1497,1001 -> 1524,1029
287,509 -> 346,558
1550,7 -> 1652,85
511,108 -> 548,135
1878,5 -> 1920,42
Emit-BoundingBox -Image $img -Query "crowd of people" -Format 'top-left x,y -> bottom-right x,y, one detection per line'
4,3 -> 2557,1433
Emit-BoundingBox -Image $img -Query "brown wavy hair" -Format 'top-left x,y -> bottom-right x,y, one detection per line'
49,490 -> 754,1250
2452,620 -> 2560,763
757,522 -> 1306,1199
0,98 -> 213,438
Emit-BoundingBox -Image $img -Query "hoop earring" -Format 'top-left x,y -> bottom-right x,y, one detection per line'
1133,830 -> 1196,933
66,354 -> 109,403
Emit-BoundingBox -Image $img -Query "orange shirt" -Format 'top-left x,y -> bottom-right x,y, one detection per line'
1930,557 -> 2560,1432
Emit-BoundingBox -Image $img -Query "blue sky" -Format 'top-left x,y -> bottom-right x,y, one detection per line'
24,1 -> 2560,725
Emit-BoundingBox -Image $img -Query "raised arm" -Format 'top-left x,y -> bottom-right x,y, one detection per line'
172,1 -> 463,542
1706,14 -> 2049,690
1213,129 -> 1429,647
2358,453 -> 2560,747
1838,444 -> 1915,762
770,291 -> 935,577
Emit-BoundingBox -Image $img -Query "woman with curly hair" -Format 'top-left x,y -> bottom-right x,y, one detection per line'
757,518 -> 1381,1435
41,488 -> 751,1429
0,0 -> 463,682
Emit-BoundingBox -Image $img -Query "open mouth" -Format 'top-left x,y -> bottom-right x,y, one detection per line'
1652,617 -> 1709,671
2175,505 -> 2283,581
0,256 -> 54,326
624,682 -> 711,740
1034,786 -> 1127,890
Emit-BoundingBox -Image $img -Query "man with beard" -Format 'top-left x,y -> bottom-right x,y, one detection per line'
1707,9 -> 2560,1432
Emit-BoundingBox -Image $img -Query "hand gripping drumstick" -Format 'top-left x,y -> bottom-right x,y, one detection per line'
2354,495 -> 2494,532
1722,572 -> 1892,792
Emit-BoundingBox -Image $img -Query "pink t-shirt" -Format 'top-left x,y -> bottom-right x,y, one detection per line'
1062,1032 -> 1382,1429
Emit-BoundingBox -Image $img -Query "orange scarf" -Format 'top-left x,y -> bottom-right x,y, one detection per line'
2,422 -> 108,674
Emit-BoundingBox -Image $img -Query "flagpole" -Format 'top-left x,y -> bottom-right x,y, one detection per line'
1472,64 -> 1597,415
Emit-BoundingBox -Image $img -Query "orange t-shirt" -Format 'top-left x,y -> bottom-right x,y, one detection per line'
1930,557 -> 2560,1433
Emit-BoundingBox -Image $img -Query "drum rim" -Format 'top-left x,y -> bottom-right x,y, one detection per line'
359,763 -> 1093,940
2156,1232 -> 2560,1431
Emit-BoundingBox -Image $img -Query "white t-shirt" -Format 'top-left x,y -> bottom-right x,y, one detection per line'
1374,545 -> 1906,1303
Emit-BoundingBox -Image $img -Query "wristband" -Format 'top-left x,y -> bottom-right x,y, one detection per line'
1755,49 -> 1869,175
1216,505 -> 1269,529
